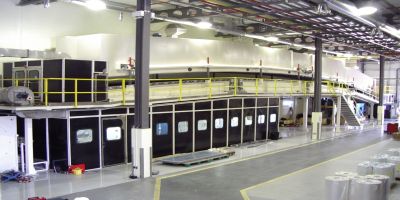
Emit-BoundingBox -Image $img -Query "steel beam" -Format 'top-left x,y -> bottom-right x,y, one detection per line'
313,37 -> 322,112
134,0 -> 151,129
379,55 -> 385,106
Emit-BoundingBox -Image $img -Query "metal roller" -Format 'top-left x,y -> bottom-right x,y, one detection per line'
0,87 -> 34,106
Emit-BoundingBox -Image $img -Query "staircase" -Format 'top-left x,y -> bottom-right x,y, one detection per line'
340,95 -> 362,126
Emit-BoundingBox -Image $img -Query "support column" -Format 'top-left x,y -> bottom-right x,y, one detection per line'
312,38 -> 322,140
302,97 -> 308,129
336,96 -> 341,131
331,104 -> 336,126
131,0 -> 152,179
24,118 -> 36,175
378,56 -> 385,125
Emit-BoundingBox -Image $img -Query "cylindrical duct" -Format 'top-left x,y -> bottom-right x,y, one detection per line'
371,154 -> 389,163
373,163 -> 395,184
325,176 -> 350,200
387,156 -> 400,177
387,149 -> 400,156
0,87 -> 34,106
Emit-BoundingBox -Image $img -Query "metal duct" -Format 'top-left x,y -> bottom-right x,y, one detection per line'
16,110 -> 67,119
0,87 -> 34,106
0,48 -> 70,59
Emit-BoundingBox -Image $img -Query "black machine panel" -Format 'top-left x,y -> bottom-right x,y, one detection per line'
64,59 -> 93,102
70,118 -> 100,169
94,74 -> 108,102
102,118 -> 125,166
33,119 -> 47,161
28,60 -> 41,67
3,63 -> 13,87
127,115 -> 134,163
256,108 -> 268,140
212,110 -> 227,148
14,61 -> 27,67
242,109 -> 255,143
269,98 -> 279,106
175,112 -> 193,154
95,61 -> 107,73
48,119 -> 68,167
43,59 -> 63,102
195,111 -> 211,151
268,107 -> 279,139
152,113 -> 173,158
228,109 -> 242,145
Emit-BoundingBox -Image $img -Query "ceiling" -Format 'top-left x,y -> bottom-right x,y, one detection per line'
17,0 -> 400,59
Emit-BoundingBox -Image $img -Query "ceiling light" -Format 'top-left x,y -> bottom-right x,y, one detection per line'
85,0 -> 106,11
353,65 -> 359,69
265,36 -> 279,42
196,21 -> 212,29
357,6 -> 377,16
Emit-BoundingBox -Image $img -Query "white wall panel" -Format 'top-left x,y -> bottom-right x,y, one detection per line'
0,116 -> 18,172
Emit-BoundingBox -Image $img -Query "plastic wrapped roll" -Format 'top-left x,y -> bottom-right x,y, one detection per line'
387,156 -> 400,177
371,154 -> 389,163
335,171 -> 358,177
387,149 -> 400,156
373,163 -> 395,184
357,161 -> 373,176
349,179 -> 382,200
325,176 -> 350,200
365,174 -> 390,200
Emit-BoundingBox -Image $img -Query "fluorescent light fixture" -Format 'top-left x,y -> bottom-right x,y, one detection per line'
353,65 -> 359,69
357,6 -> 377,16
265,36 -> 279,42
196,21 -> 212,29
72,0 -> 106,11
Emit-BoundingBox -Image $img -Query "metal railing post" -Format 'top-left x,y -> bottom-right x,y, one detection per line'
179,79 -> 183,101
44,79 -> 48,106
290,80 -> 293,96
234,77 -> 237,96
255,78 -> 259,96
208,78 -> 212,99
74,79 -> 78,107
122,79 -> 126,105
274,80 -> 277,96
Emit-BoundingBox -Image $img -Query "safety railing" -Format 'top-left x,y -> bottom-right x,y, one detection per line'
0,77 -> 378,107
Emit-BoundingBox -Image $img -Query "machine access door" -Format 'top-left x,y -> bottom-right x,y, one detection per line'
102,117 -> 126,166
27,68 -> 42,100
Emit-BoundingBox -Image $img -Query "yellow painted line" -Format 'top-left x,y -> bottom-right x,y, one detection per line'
153,127 -> 379,200
239,139 -> 389,200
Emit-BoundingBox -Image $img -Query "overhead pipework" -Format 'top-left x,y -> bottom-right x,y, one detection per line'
0,87 -> 35,106
0,48 -> 70,59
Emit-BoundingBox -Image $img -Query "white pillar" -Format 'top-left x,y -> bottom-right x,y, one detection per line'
331,104 -> 336,126
370,103 -> 375,119
131,128 -> 152,179
336,96 -> 341,131
377,106 -> 385,125
303,97 -> 308,129
24,118 -> 36,175
312,112 -> 322,140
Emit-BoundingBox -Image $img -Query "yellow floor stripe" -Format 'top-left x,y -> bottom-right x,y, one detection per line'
239,139 -> 389,200
153,127 -> 379,200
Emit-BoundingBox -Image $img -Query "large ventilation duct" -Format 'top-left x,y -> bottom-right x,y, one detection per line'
0,87 -> 35,106
0,48 -> 70,59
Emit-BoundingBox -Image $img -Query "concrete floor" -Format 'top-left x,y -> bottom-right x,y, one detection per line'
1,123 -> 393,200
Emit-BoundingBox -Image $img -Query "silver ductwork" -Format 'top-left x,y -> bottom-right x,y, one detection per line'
16,110 -> 68,119
0,87 -> 35,106
0,48 -> 70,59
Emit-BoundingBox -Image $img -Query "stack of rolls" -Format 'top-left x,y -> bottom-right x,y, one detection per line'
357,161 -> 373,176
365,174 -> 390,200
325,176 -> 351,200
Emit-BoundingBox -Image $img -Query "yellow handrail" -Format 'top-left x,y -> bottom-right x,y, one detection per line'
122,79 -> 126,105
208,78 -> 212,99
179,79 -> 183,101
74,79 -> 78,107
234,77 -> 237,96
44,78 -> 48,106
255,78 -> 259,96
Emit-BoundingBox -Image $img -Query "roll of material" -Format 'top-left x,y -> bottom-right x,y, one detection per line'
373,163 -> 395,184
387,156 -> 400,177
325,176 -> 350,200
365,175 -> 390,200
357,161 -> 373,176
371,154 -> 389,163
349,179 -> 382,200
335,171 -> 358,177
387,149 -> 400,156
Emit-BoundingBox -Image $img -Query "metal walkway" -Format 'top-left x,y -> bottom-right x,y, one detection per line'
60,129 -> 387,200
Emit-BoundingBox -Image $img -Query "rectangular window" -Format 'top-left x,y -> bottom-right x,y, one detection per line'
270,114 -> 277,123
245,116 -> 253,126
258,115 -> 265,124
231,117 -> 239,127
76,129 -> 93,144
106,127 -> 121,141
197,120 -> 207,131
156,123 -> 168,136
178,121 -> 189,133
215,118 -> 224,129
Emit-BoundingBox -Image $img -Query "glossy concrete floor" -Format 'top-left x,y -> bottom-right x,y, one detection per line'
0,123 -> 385,200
